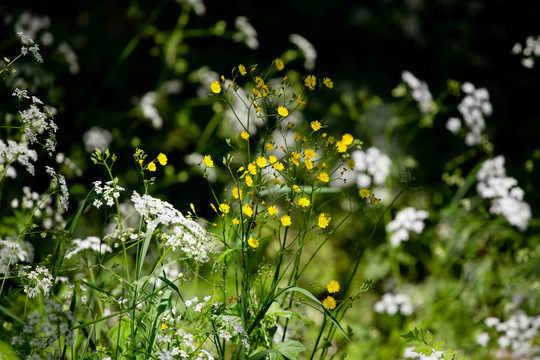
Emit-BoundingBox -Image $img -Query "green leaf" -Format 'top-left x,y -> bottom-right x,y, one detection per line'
108,317 -> 131,352
137,218 -> 160,280
0,340 -> 19,360
415,344 -> 433,356
266,302 -> 300,319
247,350 -> 281,360
64,189 -> 97,236
274,340 -> 306,360
433,340 -> 445,351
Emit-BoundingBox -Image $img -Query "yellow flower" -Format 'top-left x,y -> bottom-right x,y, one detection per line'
326,280 -> 340,293
370,196 -> 380,205
342,133 -> 354,146
359,188 -> 371,199
318,213 -> 331,229
256,157 -> 267,168
219,203 -> 230,214
211,81 -> 221,94
161,323 -> 167,330
267,205 -> 278,216
297,94 -> 306,104
275,58 -> 284,71
245,175 -> 253,187
277,106 -> 288,117
305,75 -> 316,90
269,155 -> 277,164
242,203 -> 253,217
317,172 -> 330,183
232,218 -> 240,225
323,77 -> 334,89
247,163 -> 257,175
304,159 -> 313,170
241,131 -> 250,140
148,162 -> 157,172
203,155 -> 214,167
232,187 -> 243,199
336,141 -> 347,153
347,159 -> 355,170
304,148 -> 315,159
157,153 -> 168,166
138,159 -> 144,165
280,215 -> 292,227
310,120 -> 322,132
248,237 -> 259,248
322,296 -> 336,310
294,132 -> 301,142
273,162 -> 284,171
273,178 -> 283,185
239,64 -> 247,76
266,142 -> 274,151
293,185 -> 301,192
298,197 -> 311,207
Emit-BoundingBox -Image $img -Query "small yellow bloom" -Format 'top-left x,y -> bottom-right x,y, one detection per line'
266,142 -> 274,151
232,218 -> 240,225
275,58 -> 284,71
267,205 -> 278,216
304,159 -> 313,170
273,162 -> 284,171
294,132 -> 301,142
256,157 -> 267,168
138,159 -> 144,165
323,77 -> 334,89
293,185 -> 301,192
318,213 -> 331,229
298,197 -> 311,208
232,187 -> 243,199
317,172 -> 330,183
248,237 -> 259,248
239,64 -> 247,75
297,94 -> 306,104
161,323 -> 167,330
310,120 -> 322,132
245,175 -> 253,187
148,162 -> 157,172
219,203 -> 230,214
247,163 -> 257,175
242,203 -> 253,217
280,215 -> 292,227
269,155 -> 277,164
359,188 -> 371,199
322,296 -> 336,310
277,106 -> 288,117
304,149 -> 316,159
305,75 -> 316,90
211,81 -> 221,94
370,196 -> 380,205
157,153 -> 168,166
342,133 -> 354,146
241,131 -> 250,140
336,141 -> 347,153
347,159 -> 356,170
210,203 -> 218,213
204,155 -> 214,167
326,280 -> 340,293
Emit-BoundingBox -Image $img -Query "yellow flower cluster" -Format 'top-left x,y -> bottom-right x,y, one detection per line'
323,280 -> 341,310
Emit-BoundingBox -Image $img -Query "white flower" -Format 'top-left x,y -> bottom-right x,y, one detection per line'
401,70 -> 434,114
139,91 -> 163,129
233,16 -> 258,50
83,126 -> 113,153
374,292 -> 413,316
66,236 -> 113,259
386,207 -> 429,247
446,117 -> 461,134
289,34 -> 317,70
477,332 -> 490,346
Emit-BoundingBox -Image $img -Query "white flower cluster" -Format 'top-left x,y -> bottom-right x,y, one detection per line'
476,156 -> 531,231
447,82 -> 492,146
0,237 -> 34,274
289,34 -> 317,70
11,186 -> 66,229
83,126 -> 113,153
131,191 -> 213,262
0,139 -> 38,175
139,91 -> 163,129
17,32 -> 43,63
374,292 -> 414,316
401,70 -> 434,114
93,180 -> 124,208
185,295 -> 212,313
386,207 -> 429,247
233,16 -> 258,50
218,315 -> 251,349
477,311 -> 540,359
14,89 -> 57,154
65,236 -> 113,259
349,147 -> 392,188
177,0 -> 206,16
155,329 -> 215,360
511,35 -> 540,68
45,166 -> 69,211
19,265 -> 54,298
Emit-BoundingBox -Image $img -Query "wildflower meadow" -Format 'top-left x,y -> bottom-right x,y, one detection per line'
1,2 -> 539,359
